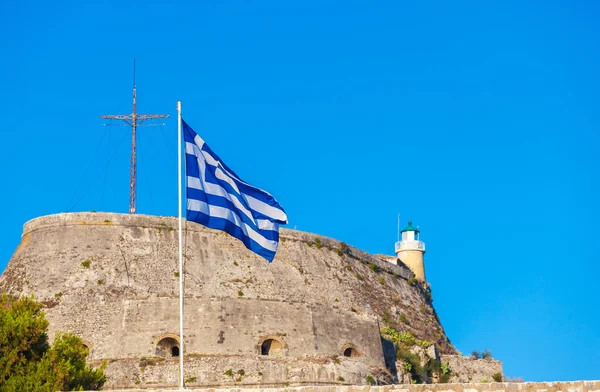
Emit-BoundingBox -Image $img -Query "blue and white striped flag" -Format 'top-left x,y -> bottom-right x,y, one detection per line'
183,120 -> 288,262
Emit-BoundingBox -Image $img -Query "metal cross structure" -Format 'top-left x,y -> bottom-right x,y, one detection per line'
100,63 -> 169,214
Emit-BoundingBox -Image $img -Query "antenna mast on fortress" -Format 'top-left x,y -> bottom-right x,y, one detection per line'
100,60 -> 169,214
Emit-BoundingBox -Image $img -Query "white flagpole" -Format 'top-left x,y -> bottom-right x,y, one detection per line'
177,100 -> 185,389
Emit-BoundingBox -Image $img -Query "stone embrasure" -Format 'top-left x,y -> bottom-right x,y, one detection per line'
1,212 -> 456,389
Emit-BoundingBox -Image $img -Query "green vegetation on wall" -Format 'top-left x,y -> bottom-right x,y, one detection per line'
0,294 -> 106,391
382,327 -> 450,384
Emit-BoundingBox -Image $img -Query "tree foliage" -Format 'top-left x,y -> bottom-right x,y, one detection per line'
0,294 -> 106,391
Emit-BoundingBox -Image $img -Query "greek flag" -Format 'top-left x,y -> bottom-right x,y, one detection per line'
183,120 -> 288,262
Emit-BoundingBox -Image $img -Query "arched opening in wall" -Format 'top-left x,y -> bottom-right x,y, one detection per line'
81,340 -> 93,360
155,335 -> 180,358
258,336 -> 286,357
342,344 -> 361,358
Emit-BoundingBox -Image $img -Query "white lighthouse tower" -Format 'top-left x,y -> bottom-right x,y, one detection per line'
395,221 -> 427,282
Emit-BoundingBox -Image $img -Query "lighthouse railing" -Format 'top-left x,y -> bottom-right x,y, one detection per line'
395,240 -> 426,253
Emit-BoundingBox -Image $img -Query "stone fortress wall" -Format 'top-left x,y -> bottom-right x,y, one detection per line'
79,381 -> 600,392
1,212 -> 493,389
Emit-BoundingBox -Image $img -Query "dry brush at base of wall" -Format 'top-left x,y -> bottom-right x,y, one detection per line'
80,380 -> 600,392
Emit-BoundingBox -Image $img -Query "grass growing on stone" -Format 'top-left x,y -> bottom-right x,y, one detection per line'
314,238 -> 323,249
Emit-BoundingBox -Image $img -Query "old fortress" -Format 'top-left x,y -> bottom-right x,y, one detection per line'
0,212 -> 502,389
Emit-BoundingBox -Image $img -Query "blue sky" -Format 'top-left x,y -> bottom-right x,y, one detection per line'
1,0 -> 599,382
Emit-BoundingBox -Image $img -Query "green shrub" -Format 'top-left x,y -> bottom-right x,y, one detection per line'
381,327 -> 428,384
398,331 -> 416,346
407,277 -> 417,286
483,350 -> 493,359
224,369 -> 234,377
439,373 -> 451,383
418,339 -> 433,348
356,274 -> 363,280
366,375 -> 375,385
441,361 -> 451,375
97,280 -> 104,285
471,350 -> 482,359
233,261 -> 238,266
337,376 -> 345,382
81,259 -> 91,269
0,294 -> 106,390
398,349 -> 424,383
381,311 -> 391,324
400,314 -> 407,323
381,327 -> 420,348
369,263 -> 381,273
492,372 -> 503,382
237,290 -> 244,297
426,359 -> 451,383
314,238 -> 323,249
